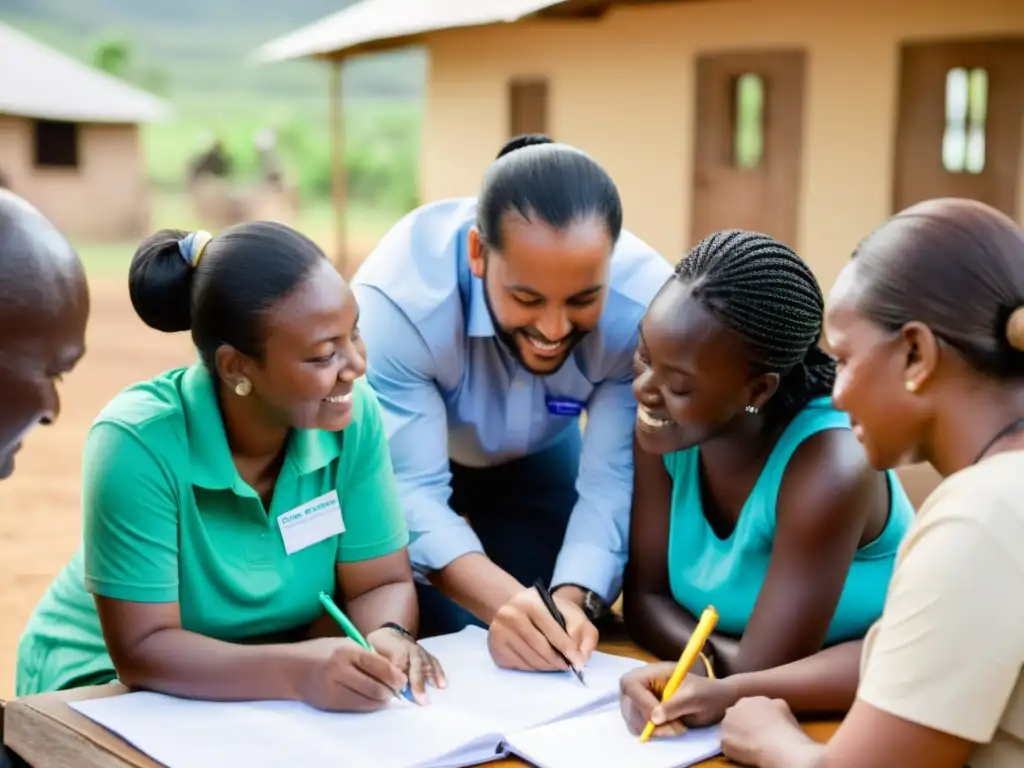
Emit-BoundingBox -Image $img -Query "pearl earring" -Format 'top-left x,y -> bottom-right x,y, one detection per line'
905,381 -> 917,393
235,377 -> 252,397
745,405 -> 759,414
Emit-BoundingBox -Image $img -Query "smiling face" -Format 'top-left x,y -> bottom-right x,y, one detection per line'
0,280 -> 89,479
469,213 -> 612,375
0,199 -> 90,480
223,258 -> 366,433
632,279 -> 777,454
825,261 -> 931,469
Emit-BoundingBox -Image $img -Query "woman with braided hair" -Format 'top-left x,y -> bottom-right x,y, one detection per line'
618,229 -> 914,735
700,200 -> 1024,767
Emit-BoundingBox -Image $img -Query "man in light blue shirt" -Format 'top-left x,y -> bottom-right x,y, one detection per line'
353,135 -> 672,672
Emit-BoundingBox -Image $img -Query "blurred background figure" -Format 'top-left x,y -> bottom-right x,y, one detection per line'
188,136 -> 232,182
254,128 -> 283,188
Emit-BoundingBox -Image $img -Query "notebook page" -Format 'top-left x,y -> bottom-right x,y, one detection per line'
245,698 -> 505,768
503,706 -> 723,768
71,691 -> 355,768
419,626 -> 646,733
71,627 -> 646,768
74,691 -> 506,768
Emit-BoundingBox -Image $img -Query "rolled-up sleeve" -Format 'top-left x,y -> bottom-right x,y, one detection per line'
551,356 -> 637,604
353,285 -> 484,575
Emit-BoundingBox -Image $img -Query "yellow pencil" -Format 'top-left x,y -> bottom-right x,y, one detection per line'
639,605 -> 719,743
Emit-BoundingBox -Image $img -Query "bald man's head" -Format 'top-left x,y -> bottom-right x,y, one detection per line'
0,190 -> 89,479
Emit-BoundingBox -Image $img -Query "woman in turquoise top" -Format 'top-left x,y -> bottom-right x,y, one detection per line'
16,222 -> 445,710
620,230 -> 914,733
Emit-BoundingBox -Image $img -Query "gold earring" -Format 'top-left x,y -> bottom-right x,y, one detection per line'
235,377 -> 252,397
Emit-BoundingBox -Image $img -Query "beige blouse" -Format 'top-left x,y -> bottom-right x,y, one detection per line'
859,451 -> 1024,767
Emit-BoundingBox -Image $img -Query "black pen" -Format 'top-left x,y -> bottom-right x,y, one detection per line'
533,578 -> 586,685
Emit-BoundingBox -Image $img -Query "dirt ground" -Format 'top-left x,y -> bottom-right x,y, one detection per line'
0,278 -> 196,698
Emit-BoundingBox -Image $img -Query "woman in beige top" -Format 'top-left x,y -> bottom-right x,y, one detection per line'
622,197 -> 1024,767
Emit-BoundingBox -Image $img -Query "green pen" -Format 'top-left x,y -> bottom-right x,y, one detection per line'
317,591 -> 412,702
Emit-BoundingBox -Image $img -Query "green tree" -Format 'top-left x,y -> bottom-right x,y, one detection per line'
92,37 -> 131,78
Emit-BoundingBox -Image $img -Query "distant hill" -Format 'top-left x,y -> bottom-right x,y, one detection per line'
0,0 -> 425,112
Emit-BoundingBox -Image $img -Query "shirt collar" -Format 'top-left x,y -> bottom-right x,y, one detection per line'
460,225 -> 495,338
180,363 -> 342,492
286,427 -> 343,476
466,271 -> 495,338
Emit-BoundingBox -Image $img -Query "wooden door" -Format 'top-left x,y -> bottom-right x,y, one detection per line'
894,39 -> 1024,216
690,50 -> 806,248
508,78 -> 549,138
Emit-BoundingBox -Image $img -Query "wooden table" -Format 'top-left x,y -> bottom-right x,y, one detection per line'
2,639 -> 839,768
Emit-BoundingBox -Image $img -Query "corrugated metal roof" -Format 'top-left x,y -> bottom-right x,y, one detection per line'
0,22 -> 173,124
253,0 -> 567,63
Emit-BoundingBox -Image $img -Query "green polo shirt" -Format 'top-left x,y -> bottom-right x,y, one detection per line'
15,364 -> 408,696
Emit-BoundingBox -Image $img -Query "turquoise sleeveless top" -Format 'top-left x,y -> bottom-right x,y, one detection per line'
664,397 -> 914,646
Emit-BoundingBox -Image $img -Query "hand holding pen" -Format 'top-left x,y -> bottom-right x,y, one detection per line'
486,579 -> 599,678
533,579 -> 587,684
308,591 -> 446,708
295,636 -> 409,712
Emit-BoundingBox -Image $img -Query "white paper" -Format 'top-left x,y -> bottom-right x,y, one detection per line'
504,707 -> 723,768
419,626 -> 646,732
244,698 -> 504,768
71,626 -> 646,768
70,692 -> 354,768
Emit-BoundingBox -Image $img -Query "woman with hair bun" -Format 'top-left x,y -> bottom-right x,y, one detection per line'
16,221 -> 446,710
704,198 -> 1024,768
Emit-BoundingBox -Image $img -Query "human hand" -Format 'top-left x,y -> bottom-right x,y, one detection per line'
721,696 -> 810,766
366,626 -> 447,705
619,662 -> 738,739
296,637 -> 408,712
487,587 -> 598,672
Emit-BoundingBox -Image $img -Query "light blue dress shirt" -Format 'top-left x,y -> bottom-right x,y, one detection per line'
351,197 -> 673,602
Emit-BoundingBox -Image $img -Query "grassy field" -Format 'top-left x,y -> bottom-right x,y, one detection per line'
143,98 -> 422,208
3,10 -> 424,216
76,191 -> 402,280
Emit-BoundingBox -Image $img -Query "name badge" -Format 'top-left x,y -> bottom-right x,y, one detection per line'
277,490 -> 345,555
546,396 -> 585,417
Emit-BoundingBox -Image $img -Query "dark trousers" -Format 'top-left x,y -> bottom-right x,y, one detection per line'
0,701 -> 29,768
0,748 -> 27,768
416,428 -> 581,638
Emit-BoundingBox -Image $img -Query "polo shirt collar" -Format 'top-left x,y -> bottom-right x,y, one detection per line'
181,363 -> 342,492
286,427 -> 343,476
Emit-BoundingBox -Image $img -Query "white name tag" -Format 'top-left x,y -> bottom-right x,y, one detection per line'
277,490 -> 345,555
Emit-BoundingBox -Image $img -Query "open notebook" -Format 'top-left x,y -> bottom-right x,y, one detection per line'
70,626 -> 666,768
504,705 -> 723,768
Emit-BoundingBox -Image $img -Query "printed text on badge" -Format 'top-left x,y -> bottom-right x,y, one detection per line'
277,490 -> 345,555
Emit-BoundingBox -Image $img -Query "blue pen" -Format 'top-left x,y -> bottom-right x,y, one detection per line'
318,591 -> 414,702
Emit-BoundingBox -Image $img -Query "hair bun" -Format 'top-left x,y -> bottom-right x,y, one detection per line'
495,133 -> 553,160
1006,306 -> 1024,351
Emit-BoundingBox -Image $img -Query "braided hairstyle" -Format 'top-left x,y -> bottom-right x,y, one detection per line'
674,229 -> 836,427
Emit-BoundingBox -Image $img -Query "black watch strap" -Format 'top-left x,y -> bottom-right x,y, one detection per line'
381,622 -> 415,640
551,584 -> 609,623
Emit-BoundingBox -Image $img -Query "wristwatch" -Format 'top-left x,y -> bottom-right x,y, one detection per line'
552,584 -> 610,625
381,621 -> 416,640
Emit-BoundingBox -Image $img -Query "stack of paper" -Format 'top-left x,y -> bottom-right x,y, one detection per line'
70,626 -> 724,768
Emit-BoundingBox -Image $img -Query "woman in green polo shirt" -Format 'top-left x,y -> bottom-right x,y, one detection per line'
16,222 -> 445,712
